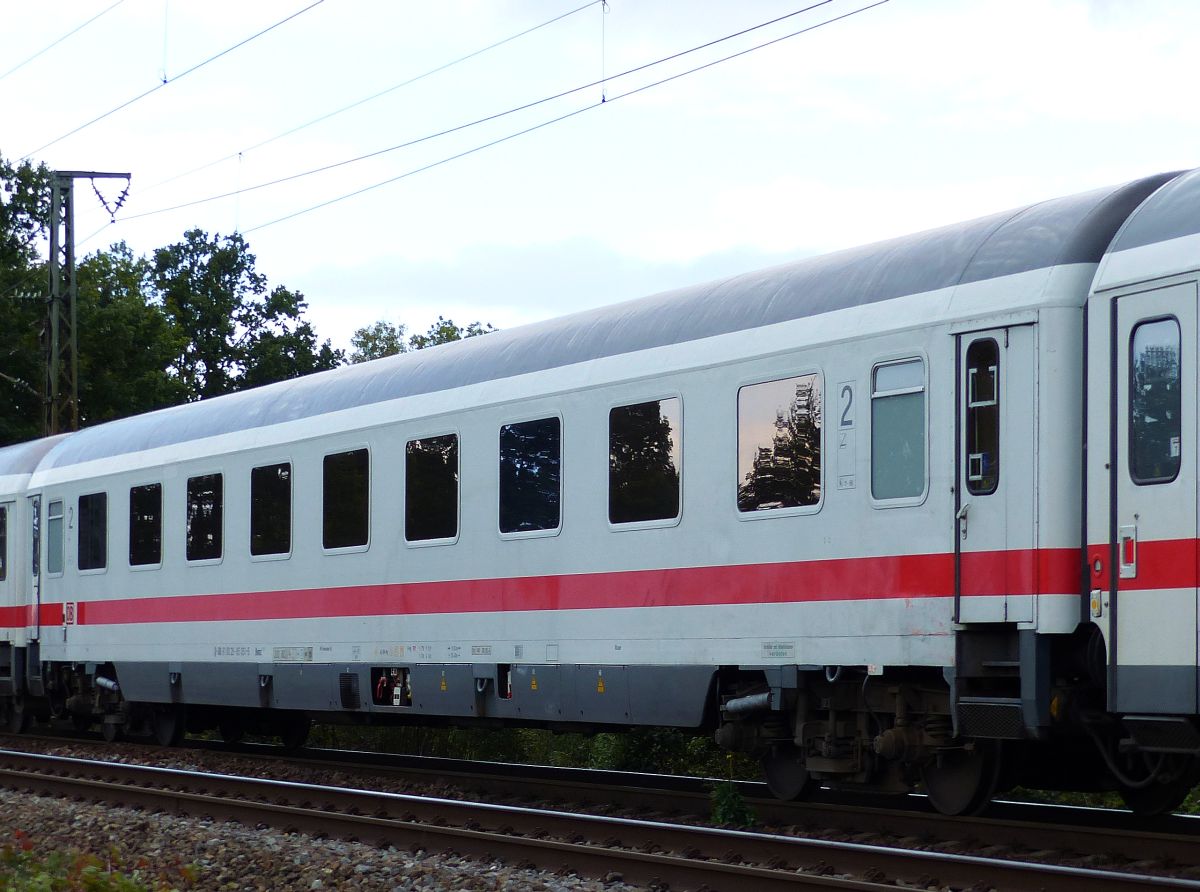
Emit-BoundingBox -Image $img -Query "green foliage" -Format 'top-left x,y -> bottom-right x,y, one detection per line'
0,830 -> 199,890
710,780 -> 756,827
349,315 -> 496,363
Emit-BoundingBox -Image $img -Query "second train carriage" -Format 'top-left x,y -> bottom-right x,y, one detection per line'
3,169 -> 1200,814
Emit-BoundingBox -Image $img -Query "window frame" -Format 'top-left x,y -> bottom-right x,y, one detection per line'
321,446 -> 372,555
128,481 -> 164,570
250,458 -> 294,562
46,497 -> 65,577
734,369 -> 825,522
497,412 -> 564,540
77,491 -> 108,575
868,353 -> 930,509
1129,315 -> 1183,486
185,471 -> 225,566
404,429 -> 461,548
0,502 -> 9,584
964,338 -> 1001,497
606,392 -> 684,532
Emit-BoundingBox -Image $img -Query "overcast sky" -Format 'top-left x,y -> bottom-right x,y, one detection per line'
4,0 -> 1198,349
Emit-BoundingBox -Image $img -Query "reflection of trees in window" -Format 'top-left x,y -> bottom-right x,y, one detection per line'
609,399 -> 681,524
78,492 -> 107,571
252,462 -> 292,555
500,418 -> 561,533
737,376 -> 821,512
129,484 -> 162,566
406,435 -> 459,541
323,450 -> 368,549
0,506 -> 7,581
186,474 -> 222,561
1131,318 -> 1181,483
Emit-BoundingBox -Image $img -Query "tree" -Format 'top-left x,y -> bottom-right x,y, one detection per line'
609,401 -> 680,524
150,229 -> 341,399
349,315 -> 496,363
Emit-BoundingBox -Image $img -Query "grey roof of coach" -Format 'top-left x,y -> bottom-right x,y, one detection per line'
14,169 -> 1189,471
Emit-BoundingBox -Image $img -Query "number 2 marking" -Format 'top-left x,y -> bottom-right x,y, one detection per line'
840,383 -> 854,427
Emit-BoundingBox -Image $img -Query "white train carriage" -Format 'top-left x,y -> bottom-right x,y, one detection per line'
3,168 -> 1200,815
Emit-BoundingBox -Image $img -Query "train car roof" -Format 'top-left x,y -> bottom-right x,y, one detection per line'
8,169 -> 1188,472
0,434 -> 69,482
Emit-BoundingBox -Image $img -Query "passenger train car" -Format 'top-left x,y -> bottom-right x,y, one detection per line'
4,169 -> 1200,815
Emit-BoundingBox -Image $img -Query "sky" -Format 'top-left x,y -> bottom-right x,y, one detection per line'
3,0 -> 1199,351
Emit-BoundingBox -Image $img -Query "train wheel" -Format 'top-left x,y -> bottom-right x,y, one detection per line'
152,705 -> 185,747
922,740 -> 1002,816
1119,754 -> 1200,816
762,743 -> 814,800
101,718 -> 124,743
71,714 -> 93,733
5,697 -> 29,734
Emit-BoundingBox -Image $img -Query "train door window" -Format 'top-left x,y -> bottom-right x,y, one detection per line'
499,417 -> 561,534
129,484 -> 162,566
871,359 -> 926,500
186,474 -> 223,562
965,340 -> 1000,495
1130,317 -> 1182,484
737,375 -> 822,513
406,434 -> 458,542
609,398 -> 682,524
252,462 -> 293,556
47,499 -> 64,575
323,449 -> 369,550
78,492 -> 107,571
0,505 -> 7,581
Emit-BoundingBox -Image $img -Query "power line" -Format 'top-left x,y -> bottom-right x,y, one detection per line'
246,0 -> 889,233
0,0 -> 127,84
21,0 -> 328,159
144,0 -> 605,194
119,0 -> 838,224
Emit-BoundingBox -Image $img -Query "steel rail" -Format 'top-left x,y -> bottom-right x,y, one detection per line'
0,749 -> 1197,892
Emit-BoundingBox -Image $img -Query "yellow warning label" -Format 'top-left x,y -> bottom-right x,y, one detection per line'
439,672 -> 447,692
530,672 -> 538,691
597,671 -> 605,694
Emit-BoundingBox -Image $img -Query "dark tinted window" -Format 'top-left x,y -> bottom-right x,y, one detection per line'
737,376 -> 821,512
186,474 -> 223,561
965,339 -> 999,495
500,417 -> 561,533
252,462 -> 292,555
130,484 -> 162,566
1130,317 -> 1182,484
609,399 -> 681,524
406,434 -> 459,541
78,492 -> 107,571
323,449 -> 369,549
0,505 -> 7,581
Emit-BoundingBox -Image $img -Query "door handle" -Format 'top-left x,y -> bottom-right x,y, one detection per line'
956,502 -> 970,540
1118,523 -> 1137,579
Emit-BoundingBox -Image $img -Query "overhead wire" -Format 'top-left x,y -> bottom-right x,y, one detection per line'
0,0 -> 128,84
246,0 -> 889,233
20,0 -> 329,159
118,0 -> 838,224
143,0 -> 605,194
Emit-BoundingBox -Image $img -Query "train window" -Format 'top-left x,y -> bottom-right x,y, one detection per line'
499,417 -> 561,534
1130,317 -> 1182,485
965,339 -> 1000,495
323,449 -> 369,549
609,398 -> 682,524
129,484 -> 162,566
252,462 -> 292,556
737,375 -> 821,512
406,434 -> 458,542
47,499 -> 64,575
186,474 -> 223,561
78,492 -> 107,571
871,359 -> 926,500
0,505 -> 7,581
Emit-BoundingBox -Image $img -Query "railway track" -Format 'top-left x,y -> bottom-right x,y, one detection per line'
1,746 -> 1199,890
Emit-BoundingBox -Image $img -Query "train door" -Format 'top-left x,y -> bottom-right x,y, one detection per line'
1110,281 -> 1198,714
27,495 -> 40,642
955,325 -> 1036,624
0,501 -> 10,640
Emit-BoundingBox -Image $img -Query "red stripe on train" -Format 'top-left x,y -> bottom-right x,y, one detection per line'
0,548 -> 1084,628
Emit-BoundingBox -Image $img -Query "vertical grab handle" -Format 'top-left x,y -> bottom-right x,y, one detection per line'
1118,523 -> 1137,579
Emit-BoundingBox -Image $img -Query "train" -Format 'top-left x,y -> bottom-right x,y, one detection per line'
4,168 -> 1200,816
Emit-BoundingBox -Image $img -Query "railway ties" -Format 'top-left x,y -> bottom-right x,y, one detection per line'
1,748 -> 1199,891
